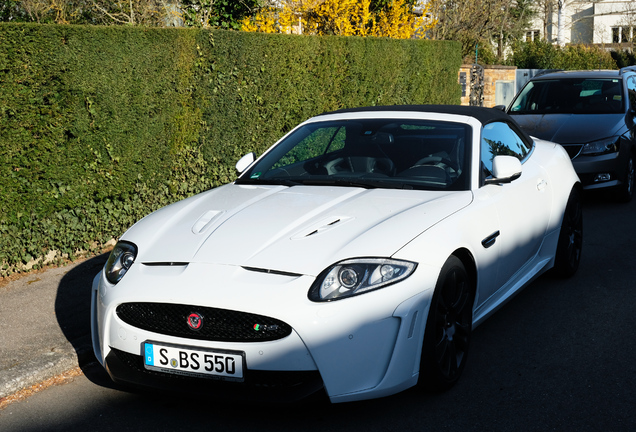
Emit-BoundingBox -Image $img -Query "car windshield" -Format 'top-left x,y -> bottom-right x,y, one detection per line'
509,78 -> 624,114
237,118 -> 471,191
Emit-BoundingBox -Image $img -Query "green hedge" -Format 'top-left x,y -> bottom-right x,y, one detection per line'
509,40 -> 617,70
0,23 -> 461,276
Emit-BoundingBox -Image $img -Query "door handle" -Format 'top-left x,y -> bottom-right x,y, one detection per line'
537,179 -> 547,191
482,231 -> 500,248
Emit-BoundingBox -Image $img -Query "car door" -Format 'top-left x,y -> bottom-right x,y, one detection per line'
626,74 -> 636,146
474,121 -> 553,300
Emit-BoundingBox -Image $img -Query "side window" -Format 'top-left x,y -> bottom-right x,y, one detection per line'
481,122 -> 531,177
509,81 -> 540,112
627,76 -> 636,111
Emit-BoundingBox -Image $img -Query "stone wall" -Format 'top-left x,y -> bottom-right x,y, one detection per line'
459,65 -> 517,107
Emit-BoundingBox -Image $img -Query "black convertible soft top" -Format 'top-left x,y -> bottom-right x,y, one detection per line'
325,104 -> 513,125
324,104 -> 533,145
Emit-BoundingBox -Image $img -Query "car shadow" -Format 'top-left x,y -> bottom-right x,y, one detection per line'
582,188 -> 626,205
54,252 -> 119,389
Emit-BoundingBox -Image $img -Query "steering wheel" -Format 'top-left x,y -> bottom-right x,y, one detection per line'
413,156 -> 456,170
323,157 -> 395,176
322,157 -> 350,175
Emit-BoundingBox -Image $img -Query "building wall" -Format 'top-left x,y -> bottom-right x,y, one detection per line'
593,2 -> 636,45
526,1 -> 634,46
571,4 -> 594,44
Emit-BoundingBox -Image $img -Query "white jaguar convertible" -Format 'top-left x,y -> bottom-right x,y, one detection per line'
91,105 -> 582,403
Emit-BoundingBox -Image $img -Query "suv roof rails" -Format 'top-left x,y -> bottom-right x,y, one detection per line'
534,69 -> 563,77
619,66 -> 636,75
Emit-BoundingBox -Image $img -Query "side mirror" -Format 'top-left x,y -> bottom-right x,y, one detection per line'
493,104 -> 507,112
235,152 -> 256,174
485,155 -> 522,185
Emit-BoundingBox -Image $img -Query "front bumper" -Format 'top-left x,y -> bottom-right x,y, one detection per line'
91,261 -> 436,403
566,145 -> 629,190
104,346 -> 325,402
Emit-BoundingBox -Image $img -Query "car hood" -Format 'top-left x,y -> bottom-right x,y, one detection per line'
510,113 -> 624,144
122,184 -> 472,276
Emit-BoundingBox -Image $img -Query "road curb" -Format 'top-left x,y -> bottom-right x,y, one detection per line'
0,348 -> 77,399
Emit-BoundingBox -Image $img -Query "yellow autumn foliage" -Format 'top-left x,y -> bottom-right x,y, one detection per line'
241,8 -> 280,33
240,1 -> 316,34
373,0 -> 424,39
310,0 -> 372,36
241,0 -> 438,39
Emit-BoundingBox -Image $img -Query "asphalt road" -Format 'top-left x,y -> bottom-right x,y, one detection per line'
0,191 -> 634,432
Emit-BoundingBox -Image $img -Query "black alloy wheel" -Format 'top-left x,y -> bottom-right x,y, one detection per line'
619,155 -> 634,202
419,256 -> 474,392
553,188 -> 583,277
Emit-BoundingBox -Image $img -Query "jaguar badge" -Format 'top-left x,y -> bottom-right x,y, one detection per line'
187,312 -> 203,331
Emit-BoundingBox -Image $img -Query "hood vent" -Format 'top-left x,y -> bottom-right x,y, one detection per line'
292,216 -> 352,240
192,210 -> 225,234
242,266 -> 302,277
306,218 -> 341,237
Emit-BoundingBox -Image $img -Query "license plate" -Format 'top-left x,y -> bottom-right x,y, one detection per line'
143,341 -> 244,381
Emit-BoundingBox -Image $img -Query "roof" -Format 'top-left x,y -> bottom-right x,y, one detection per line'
530,70 -> 625,80
324,104 -> 514,125
321,104 -> 535,148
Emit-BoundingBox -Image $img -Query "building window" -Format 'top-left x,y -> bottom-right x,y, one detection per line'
612,27 -> 633,43
526,30 -> 540,42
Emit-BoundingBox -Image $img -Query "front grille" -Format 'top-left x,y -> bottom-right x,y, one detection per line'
107,348 -> 325,402
562,144 -> 583,160
116,302 -> 292,342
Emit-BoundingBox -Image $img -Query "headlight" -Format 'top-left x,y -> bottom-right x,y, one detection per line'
104,241 -> 137,284
308,258 -> 416,302
581,136 -> 619,155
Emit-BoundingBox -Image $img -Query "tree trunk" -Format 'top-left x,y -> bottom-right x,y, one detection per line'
557,0 -> 565,46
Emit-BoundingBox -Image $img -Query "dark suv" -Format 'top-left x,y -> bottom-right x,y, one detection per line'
507,67 -> 636,201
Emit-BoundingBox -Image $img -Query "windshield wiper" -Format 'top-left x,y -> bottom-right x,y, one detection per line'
237,177 -> 417,190
235,178 -> 302,187
299,178 -> 411,190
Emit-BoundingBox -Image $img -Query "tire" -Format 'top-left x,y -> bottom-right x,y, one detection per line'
553,188 -> 583,278
418,256 -> 474,392
617,155 -> 634,203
